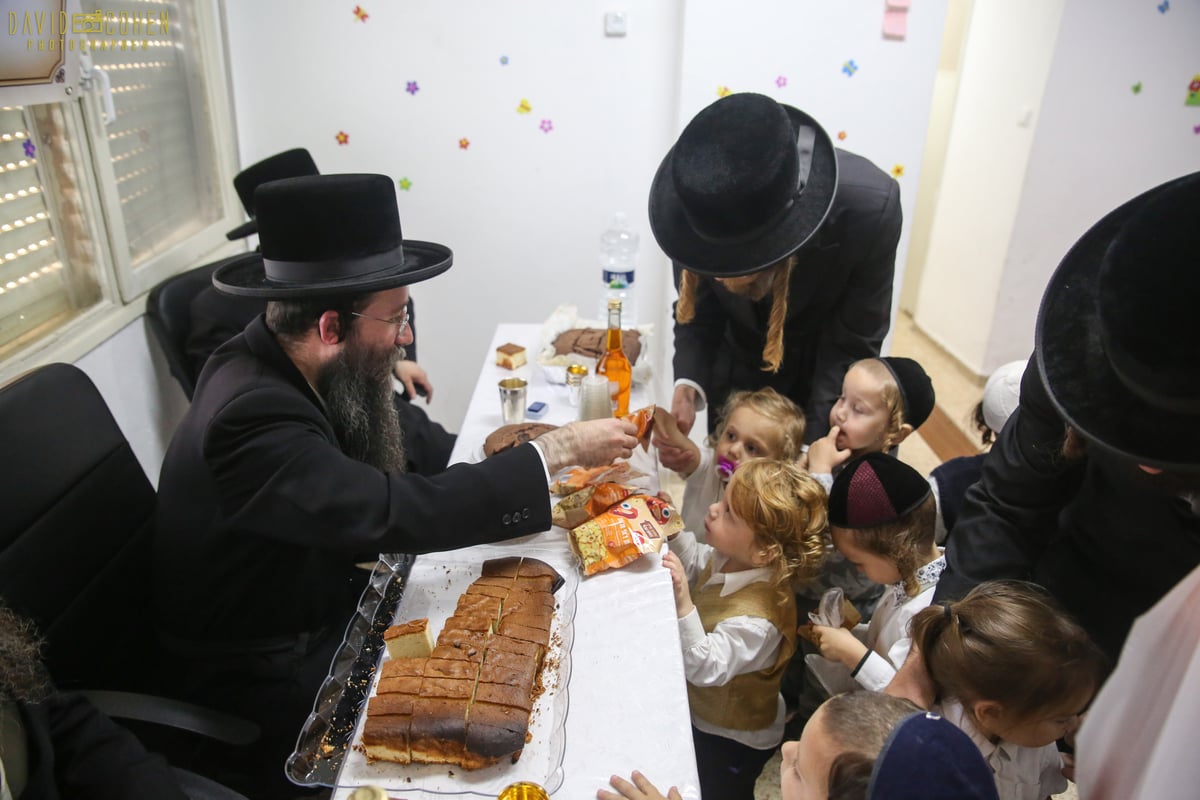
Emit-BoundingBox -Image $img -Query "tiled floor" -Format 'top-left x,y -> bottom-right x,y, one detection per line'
745,312 -> 1079,799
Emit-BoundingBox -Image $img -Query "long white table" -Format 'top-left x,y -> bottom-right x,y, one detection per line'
330,324 -> 701,799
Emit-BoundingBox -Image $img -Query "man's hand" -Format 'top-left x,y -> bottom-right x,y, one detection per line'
651,406 -> 701,477
811,624 -> 868,669
393,360 -> 433,403
670,385 -> 698,436
806,425 -> 852,473
662,551 -> 694,619
598,770 -> 682,800
536,418 -> 638,473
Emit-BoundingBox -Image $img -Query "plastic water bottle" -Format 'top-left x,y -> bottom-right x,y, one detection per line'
598,212 -> 639,325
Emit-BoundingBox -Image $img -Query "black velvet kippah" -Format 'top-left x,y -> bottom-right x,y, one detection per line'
880,356 -> 935,429
828,452 -> 931,529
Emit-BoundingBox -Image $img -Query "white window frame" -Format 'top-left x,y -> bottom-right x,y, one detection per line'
0,0 -> 244,386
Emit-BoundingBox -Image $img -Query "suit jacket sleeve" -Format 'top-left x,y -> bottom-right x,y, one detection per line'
804,176 -> 901,439
205,384 -> 550,554
671,260 -> 727,394
935,361 -> 1084,600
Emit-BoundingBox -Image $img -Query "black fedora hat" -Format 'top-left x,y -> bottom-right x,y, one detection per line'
648,93 -> 838,276
212,174 -> 452,299
225,148 -> 319,240
1036,170 -> 1200,472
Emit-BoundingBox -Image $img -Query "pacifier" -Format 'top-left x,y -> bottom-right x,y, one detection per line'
716,456 -> 738,480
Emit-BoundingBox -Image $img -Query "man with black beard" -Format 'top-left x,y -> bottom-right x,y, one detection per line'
153,174 -> 638,797
0,605 -> 188,798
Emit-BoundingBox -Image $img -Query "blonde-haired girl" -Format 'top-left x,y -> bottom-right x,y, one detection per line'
661,386 -> 807,542
662,459 -> 827,800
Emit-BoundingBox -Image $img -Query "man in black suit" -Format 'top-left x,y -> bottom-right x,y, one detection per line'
647,93 -> 901,449
187,147 -> 457,475
154,173 -> 636,797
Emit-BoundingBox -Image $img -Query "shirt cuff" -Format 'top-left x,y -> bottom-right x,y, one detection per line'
526,441 -> 552,484
678,607 -> 706,650
852,650 -> 896,693
674,378 -> 708,412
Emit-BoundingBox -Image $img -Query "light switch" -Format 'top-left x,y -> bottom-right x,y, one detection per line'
604,11 -> 628,37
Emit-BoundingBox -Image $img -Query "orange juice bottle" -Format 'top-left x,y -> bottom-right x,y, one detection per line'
595,298 -> 632,416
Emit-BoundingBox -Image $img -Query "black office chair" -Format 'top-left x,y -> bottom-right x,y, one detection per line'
145,258 -> 239,401
0,363 -> 256,799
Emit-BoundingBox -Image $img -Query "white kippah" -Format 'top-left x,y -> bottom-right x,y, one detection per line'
982,360 -> 1027,434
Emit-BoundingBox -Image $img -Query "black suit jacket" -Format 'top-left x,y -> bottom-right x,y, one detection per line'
672,149 -> 901,440
937,358 -> 1200,658
154,315 -> 550,645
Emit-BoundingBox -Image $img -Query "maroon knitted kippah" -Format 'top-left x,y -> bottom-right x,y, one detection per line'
829,452 -> 931,529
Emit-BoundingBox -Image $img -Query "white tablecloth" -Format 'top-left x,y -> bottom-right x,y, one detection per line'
331,324 -> 700,799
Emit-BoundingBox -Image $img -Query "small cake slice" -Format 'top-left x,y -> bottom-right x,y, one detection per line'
495,343 -> 527,369
384,618 -> 433,661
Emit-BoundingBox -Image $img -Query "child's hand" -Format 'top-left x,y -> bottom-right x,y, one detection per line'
807,426 -> 852,473
598,770 -> 683,800
811,624 -> 868,669
661,551 -> 694,618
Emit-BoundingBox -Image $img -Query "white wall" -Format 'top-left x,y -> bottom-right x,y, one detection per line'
914,0 -> 1200,377
912,0 -> 1067,374
221,0 -> 948,430
985,0 -> 1200,372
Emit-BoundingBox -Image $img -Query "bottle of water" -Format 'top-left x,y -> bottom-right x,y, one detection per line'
598,212 -> 638,325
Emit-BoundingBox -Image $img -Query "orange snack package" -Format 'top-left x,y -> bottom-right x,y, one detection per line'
551,482 -> 640,530
622,405 -> 656,451
568,495 -> 685,576
551,462 -> 646,496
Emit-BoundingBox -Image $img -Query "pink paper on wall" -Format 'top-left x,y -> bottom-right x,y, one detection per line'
883,8 -> 908,40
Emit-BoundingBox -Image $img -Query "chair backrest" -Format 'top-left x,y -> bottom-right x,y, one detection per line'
145,259 -> 234,400
0,363 -> 163,694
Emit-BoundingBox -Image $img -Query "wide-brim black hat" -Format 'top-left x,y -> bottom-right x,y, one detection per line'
1036,170 -> 1200,472
648,93 -> 838,276
213,174 -> 452,299
225,148 -> 319,240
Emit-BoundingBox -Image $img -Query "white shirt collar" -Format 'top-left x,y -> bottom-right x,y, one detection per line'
703,551 -> 775,597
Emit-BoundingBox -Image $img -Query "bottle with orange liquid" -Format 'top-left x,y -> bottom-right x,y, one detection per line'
595,298 -> 632,417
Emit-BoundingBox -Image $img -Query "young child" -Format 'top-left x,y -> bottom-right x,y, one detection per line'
808,453 -> 945,693
598,691 -> 921,800
661,387 -> 807,542
807,356 -> 935,482
662,459 -> 827,800
929,358 -> 1026,542
910,581 -> 1107,800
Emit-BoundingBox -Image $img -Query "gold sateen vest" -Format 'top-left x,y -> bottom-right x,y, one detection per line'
687,562 -> 797,731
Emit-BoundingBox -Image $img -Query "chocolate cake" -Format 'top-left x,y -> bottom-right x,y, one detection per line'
482,422 -> 558,458
361,557 -> 561,770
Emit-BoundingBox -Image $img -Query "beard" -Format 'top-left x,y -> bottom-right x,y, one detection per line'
316,337 -> 407,473
0,606 -> 51,703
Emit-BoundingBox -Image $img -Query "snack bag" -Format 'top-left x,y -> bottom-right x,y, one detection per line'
797,588 -> 863,644
623,405 -> 656,451
569,495 -> 684,576
551,482 -> 640,530
551,462 -> 647,496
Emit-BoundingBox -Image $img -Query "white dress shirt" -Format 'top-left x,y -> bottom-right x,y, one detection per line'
670,530 -> 787,750
939,699 -> 1067,800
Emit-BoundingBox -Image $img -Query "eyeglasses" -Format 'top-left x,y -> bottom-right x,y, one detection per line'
350,308 -> 410,336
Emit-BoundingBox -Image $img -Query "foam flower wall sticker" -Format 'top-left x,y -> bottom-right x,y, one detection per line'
717,85 -> 732,97
406,81 -> 419,95
336,131 -> 349,145
22,139 -> 35,158
775,75 -> 788,88
539,119 -> 553,133
891,164 -> 905,178
353,5 -> 368,22
517,99 -> 532,114
458,138 -> 470,150
398,178 -> 412,191
842,60 -> 859,77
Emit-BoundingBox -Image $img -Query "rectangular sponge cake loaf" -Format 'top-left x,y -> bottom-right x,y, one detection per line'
362,557 -> 561,771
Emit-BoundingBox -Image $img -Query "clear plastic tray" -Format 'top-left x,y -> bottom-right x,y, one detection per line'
286,546 -> 577,795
